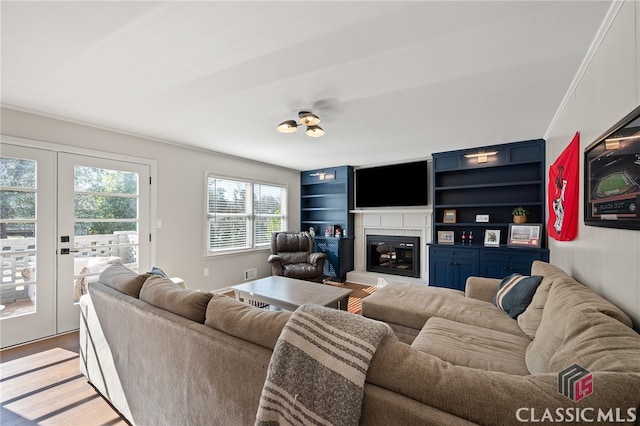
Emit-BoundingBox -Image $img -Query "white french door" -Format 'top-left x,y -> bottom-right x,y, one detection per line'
1,144 -> 151,347
0,145 -> 56,347
56,153 -> 151,333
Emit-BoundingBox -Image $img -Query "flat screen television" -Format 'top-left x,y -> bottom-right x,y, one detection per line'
355,160 -> 429,208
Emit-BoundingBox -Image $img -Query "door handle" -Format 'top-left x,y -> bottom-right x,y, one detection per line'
60,248 -> 80,255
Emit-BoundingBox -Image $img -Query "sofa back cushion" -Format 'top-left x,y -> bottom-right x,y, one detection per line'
526,276 -> 637,374
204,294 -> 290,350
98,264 -> 150,298
139,275 -> 212,323
517,261 -> 572,338
279,252 -> 310,265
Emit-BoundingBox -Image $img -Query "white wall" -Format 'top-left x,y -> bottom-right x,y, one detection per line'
545,1 -> 640,329
0,107 -> 300,292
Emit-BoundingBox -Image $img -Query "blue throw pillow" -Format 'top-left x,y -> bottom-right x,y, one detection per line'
148,266 -> 168,278
494,273 -> 543,319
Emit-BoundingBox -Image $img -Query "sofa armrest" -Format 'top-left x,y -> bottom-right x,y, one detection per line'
309,252 -> 327,266
267,254 -> 283,264
465,276 -> 501,303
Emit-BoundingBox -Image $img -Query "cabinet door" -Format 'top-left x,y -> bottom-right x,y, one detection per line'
430,256 -> 454,288
480,262 -> 510,279
315,238 -> 339,278
453,259 -> 478,291
337,238 -> 354,281
480,248 -> 547,278
505,259 -> 534,276
429,246 -> 478,289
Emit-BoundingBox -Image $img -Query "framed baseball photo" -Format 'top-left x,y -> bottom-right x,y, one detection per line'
584,104 -> 640,230
507,224 -> 542,248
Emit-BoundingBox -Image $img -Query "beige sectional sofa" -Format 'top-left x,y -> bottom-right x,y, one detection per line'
81,262 -> 640,425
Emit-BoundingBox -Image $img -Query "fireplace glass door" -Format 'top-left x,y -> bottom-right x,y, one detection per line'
366,235 -> 420,278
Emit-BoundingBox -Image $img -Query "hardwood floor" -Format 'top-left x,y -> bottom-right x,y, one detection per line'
1,332 -> 128,426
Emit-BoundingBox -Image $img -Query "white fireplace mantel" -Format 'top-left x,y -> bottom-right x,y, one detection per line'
347,208 -> 432,286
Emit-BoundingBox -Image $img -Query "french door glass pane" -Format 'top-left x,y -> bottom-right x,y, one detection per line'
75,194 -> 137,219
72,165 -> 139,302
1,157 -> 37,318
74,166 -> 138,194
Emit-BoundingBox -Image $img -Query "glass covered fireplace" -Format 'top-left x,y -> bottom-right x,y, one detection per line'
366,235 -> 420,278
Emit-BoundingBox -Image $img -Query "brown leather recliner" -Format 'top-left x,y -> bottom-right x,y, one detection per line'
267,231 -> 326,283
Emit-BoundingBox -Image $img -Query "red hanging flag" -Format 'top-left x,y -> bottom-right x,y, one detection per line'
548,132 -> 580,241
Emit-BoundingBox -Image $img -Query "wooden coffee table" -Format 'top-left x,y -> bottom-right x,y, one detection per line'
230,276 -> 352,311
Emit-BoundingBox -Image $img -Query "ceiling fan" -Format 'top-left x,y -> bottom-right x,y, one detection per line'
276,111 -> 324,138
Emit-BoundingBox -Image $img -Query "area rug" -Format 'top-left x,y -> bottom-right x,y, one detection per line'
322,280 -> 379,315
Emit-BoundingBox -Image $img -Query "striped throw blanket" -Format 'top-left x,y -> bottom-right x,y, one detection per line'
255,304 -> 393,426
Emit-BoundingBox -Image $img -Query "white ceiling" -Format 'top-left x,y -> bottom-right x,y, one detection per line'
1,1 -> 612,171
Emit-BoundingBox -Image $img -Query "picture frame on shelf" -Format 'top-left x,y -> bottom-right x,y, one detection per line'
443,209 -> 457,223
475,214 -> 489,223
507,223 -> 542,248
484,229 -> 501,247
437,230 -> 455,244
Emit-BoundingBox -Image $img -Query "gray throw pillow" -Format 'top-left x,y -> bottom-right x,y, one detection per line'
98,264 -> 150,298
494,273 -> 543,319
140,275 -> 212,323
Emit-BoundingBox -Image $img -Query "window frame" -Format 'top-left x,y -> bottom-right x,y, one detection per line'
205,173 -> 287,256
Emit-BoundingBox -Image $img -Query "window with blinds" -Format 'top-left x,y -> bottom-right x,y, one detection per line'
207,176 -> 286,254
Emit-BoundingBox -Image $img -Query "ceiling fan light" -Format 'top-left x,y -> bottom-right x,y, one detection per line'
306,125 -> 324,137
277,120 -> 298,133
298,111 -> 320,126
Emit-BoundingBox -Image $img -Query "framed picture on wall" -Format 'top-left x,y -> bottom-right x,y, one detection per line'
584,104 -> 640,230
507,224 -> 542,248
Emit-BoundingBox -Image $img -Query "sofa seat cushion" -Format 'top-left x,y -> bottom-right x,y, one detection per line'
139,275 -> 213,323
205,294 -> 290,350
412,317 -> 531,375
98,264 -> 150,298
362,282 -> 524,336
526,276 -> 638,374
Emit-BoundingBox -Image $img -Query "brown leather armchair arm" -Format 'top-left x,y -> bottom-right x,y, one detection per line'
267,254 -> 284,276
309,252 -> 327,266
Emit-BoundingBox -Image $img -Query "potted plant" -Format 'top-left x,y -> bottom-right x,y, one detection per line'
512,207 -> 529,224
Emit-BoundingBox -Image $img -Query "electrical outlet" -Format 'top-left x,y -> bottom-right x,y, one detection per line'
243,268 -> 257,280
203,268 -> 209,277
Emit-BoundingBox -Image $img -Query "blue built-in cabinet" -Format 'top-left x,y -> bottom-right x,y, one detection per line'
301,165 -> 354,281
429,139 -> 550,290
